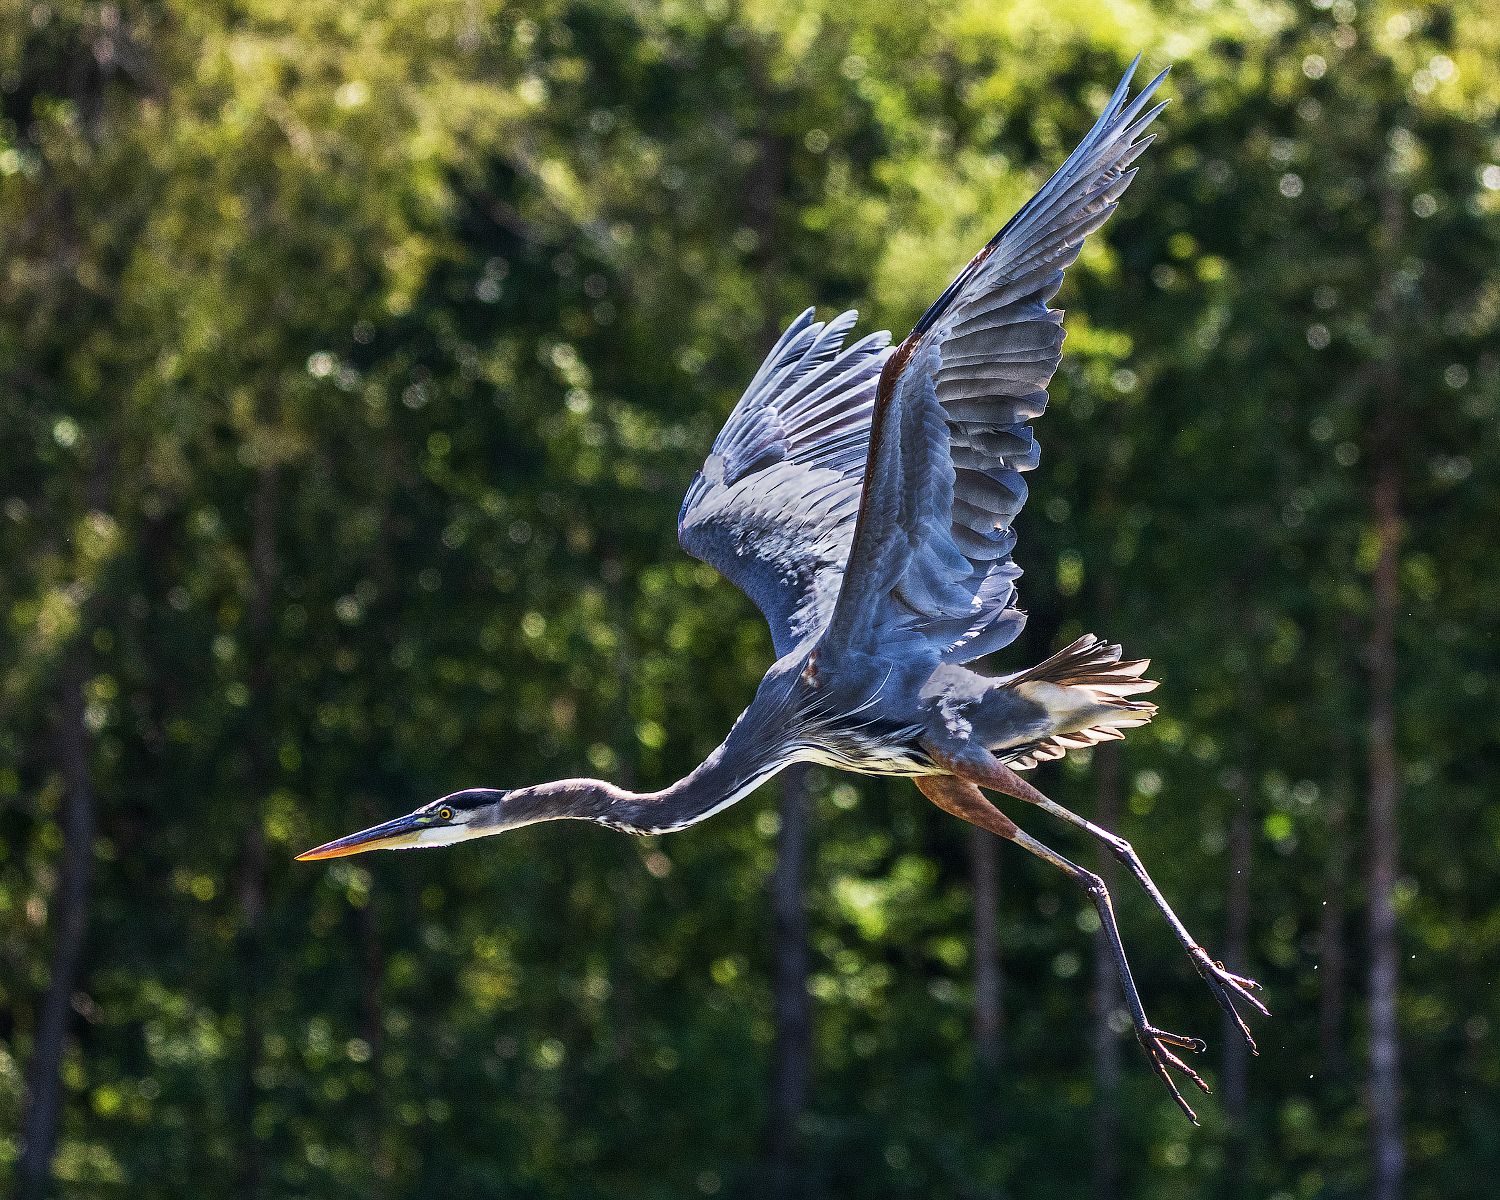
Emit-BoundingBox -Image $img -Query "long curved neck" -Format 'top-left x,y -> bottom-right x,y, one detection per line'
509,698 -> 800,835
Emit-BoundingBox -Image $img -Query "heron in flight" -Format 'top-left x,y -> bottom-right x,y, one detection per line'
300,59 -> 1266,1120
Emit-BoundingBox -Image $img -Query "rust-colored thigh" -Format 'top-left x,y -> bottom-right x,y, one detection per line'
924,744 -> 1050,806
915,775 -> 1019,839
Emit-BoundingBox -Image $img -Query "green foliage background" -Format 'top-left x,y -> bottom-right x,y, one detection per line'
2,1 -> 1498,1196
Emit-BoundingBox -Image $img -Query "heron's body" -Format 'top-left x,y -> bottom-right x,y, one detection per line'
564,634 -> 1154,835
732,636 -> 1153,791
301,58 -> 1267,1120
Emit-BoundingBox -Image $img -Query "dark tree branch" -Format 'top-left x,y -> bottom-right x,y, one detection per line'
1091,742 -> 1123,1200
767,763 -> 813,1199
971,826 -> 1003,1082
15,648 -> 97,1200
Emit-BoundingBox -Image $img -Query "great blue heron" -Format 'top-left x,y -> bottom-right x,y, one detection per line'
300,58 -> 1267,1120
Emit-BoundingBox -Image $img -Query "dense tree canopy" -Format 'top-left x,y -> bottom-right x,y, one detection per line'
3,2 -> 1497,1197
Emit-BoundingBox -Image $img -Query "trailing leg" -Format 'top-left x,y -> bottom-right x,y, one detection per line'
936,748 -> 1269,1048
916,774 -> 1210,1122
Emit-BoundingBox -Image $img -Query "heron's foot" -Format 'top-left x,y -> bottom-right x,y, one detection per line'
1136,1024 -> 1210,1124
1191,946 -> 1271,1052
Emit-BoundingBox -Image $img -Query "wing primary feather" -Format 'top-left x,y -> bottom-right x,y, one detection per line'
825,58 -> 1166,667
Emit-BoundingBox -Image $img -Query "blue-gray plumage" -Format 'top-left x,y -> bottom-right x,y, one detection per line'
299,58 -> 1266,1122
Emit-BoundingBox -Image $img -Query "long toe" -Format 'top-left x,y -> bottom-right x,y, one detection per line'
1153,1027 -> 1208,1054
1137,1025 -> 1210,1124
1221,967 -> 1271,1015
1192,949 -> 1271,1051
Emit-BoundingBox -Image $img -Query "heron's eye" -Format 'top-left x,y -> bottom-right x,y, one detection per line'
438,806 -> 454,822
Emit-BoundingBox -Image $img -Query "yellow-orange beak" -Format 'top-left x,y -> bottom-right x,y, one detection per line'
296,812 -> 428,861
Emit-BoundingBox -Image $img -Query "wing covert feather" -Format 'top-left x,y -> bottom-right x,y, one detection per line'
678,310 -> 892,656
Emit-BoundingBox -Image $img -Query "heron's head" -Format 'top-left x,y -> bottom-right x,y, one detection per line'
295,788 -> 516,860
295,779 -> 626,861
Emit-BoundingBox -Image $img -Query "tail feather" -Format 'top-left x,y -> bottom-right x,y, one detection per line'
1000,634 -> 1158,771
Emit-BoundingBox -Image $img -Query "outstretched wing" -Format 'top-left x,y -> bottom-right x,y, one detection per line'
679,309 -> 892,657
826,59 -> 1167,665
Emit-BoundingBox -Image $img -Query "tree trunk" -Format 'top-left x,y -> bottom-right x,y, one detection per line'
1222,777 -> 1254,1193
1090,743 -> 1122,1200
1318,741 -> 1351,1080
354,882 -> 390,1198
610,621 -> 642,1065
236,463 -> 278,1200
971,827 -> 1003,1083
767,763 -> 812,1199
15,649 -> 97,1200
1367,451 -> 1403,1200
744,62 -> 803,1194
